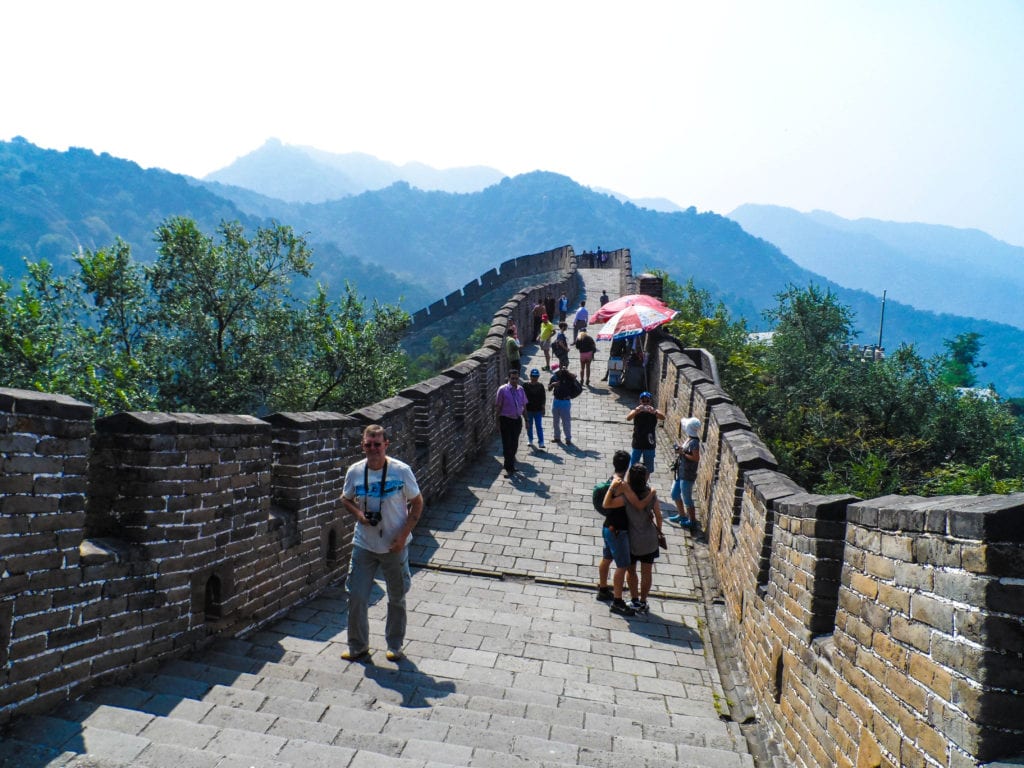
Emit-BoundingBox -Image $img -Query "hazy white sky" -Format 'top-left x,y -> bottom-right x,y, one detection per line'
4,1 -> 1023,245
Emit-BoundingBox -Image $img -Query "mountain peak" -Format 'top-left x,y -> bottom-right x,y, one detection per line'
205,140 -> 505,203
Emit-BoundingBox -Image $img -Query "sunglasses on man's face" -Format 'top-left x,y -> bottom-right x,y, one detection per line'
363,441 -> 384,448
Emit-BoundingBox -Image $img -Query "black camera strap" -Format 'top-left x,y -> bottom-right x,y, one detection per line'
363,459 -> 389,538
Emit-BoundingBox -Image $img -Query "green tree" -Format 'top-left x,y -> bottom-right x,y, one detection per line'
939,331 -> 986,388
73,238 -> 159,412
276,284 -> 410,413
653,271 -> 764,406
1,219 -> 414,418
740,286 -> 1024,496
0,261 -> 82,393
148,218 -> 313,412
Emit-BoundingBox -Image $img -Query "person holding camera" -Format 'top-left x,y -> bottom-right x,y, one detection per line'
668,417 -> 701,529
340,424 -> 424,663
626,391 -> 665,470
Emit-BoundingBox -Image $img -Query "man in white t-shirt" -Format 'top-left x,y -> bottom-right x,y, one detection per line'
340,424 -> 423,662
573,300 -> 589,343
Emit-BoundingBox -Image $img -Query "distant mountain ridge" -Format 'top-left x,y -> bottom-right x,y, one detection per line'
728,204 -> 1024,331
204,139 -> 506,202
214,172 -> 1024,396
3,138 -> 1024,395
0,138 -> 431,308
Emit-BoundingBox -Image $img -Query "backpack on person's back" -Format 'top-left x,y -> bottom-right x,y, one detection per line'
592,478 -> 612,514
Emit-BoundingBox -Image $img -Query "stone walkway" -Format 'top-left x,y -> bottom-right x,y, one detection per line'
411,268 -> 698,599
0,269 -> 758,768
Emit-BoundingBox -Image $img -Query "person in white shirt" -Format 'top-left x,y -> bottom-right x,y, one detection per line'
340,424 -> 423,662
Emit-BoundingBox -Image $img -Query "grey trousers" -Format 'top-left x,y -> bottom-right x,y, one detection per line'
345,544 -> 411,653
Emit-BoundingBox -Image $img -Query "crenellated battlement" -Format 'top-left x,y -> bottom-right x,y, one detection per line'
645,331 -> 1024,768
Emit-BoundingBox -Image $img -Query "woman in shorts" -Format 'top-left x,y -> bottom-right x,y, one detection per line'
574,329 -> 597,385
604,462 -> 662,614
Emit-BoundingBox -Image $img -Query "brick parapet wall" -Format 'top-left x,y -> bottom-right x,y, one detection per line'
1,388 -> 97,718
645,333 -> 1024,767
831,495 -> 1024,766
0,245 -> 599,726
409,245 -> 577,327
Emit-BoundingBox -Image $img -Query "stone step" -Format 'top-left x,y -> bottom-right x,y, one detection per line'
203,607 -> 725,726
73,668 -> 746,768
155,648 -> 742,751
13,702 -> 754,768
4,713 -> 513,768
0,736 -> 138,768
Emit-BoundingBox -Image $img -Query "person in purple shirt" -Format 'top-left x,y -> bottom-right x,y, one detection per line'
495,370 -> 528,478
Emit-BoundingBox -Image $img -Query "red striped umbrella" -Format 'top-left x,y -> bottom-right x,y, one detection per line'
592,294 -> 671,323
595,304 -> 678,340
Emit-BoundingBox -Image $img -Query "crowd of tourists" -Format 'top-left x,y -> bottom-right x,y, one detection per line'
339,290 -> 699,661
495,295 -> 703,619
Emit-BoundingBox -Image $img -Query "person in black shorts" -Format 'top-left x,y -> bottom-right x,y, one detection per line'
595,450 -> 633,616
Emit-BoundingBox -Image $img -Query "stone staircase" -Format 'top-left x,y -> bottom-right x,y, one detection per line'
1,570 -> 753,768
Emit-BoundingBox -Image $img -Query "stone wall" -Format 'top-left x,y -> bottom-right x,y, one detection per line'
646,330 -> 1024,768
409,245 -> 578,327
0,244 -> 590,725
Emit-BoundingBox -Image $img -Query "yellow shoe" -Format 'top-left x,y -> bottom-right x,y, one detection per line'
385,648 -> 405,661
341,647 -> 370,662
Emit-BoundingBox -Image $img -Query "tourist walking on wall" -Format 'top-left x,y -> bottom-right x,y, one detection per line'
558,293 -> 569,323
538,314 -> 555,371
505,327 -> 521,374
523,368 -> 547,450
341,424 -> 424,662
544,295 -> 556,323
495,370 -> 527,478
531,299 -> 545,342
627,391 -> 665,470
572,300 -> 589,343
595,450 -> 634,616
599,289 -> 609,306
548,364 -> 581,445
668,417 -> 701,528
574,329 -> 597,385
552,322 -> 571,370
603,462 -> 663,614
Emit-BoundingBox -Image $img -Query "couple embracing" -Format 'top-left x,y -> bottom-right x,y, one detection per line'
595,450 -> 663,617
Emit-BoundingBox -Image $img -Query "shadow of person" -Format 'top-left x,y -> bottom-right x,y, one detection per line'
359,657 -> 457,708
625,611 -> 704,650
564,445 -> 600,459
508,465 -> 551,497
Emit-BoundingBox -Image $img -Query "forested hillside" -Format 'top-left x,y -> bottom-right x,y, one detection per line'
0,139 -> 430,308
3,138 -> 1023,395
222,171 -> 1024,396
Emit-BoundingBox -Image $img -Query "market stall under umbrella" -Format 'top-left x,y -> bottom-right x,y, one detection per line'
596,303 -> 678,390
595,303 -> 678,340
592,293 -> 671,324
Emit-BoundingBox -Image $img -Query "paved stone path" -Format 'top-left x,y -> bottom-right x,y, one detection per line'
411,268 -> 698,598
0,268 -> 758,768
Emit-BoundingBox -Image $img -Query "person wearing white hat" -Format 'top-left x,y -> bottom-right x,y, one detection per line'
668,417 -> 701,528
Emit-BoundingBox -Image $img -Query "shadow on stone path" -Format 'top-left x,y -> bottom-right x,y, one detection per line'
409,268 -> 700,599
